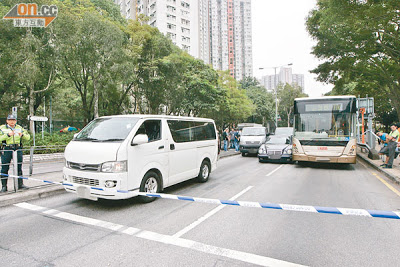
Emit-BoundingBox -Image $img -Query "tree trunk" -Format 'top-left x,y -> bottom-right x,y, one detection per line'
93,77 -> 99,119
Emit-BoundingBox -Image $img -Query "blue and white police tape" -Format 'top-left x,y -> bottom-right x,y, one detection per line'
0,173 -> 64,185
4,173 -> 400,220
128,192 -> 400,220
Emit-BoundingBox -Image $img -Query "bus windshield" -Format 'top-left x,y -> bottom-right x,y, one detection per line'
294,112 -> 354,140
293,97 -> 357,141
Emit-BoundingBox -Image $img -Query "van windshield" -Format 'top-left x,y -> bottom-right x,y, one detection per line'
241,127 -> 265,136
75,117 -> 139,142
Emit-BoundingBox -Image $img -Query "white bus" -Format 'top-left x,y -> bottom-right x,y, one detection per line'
292,96 -> 357,164
63,115 -> 218,202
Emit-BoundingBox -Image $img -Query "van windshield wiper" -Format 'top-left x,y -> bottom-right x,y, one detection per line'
94,138 -> 125,142
75,137 -> 98,141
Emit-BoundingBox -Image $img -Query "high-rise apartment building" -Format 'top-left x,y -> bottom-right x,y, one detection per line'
114,0 -> 253,80
114,0 -> 199,57
260,67 -> 305,92
200,0 -> 253,80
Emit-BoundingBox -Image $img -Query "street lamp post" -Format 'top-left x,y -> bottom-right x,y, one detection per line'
259,63 -> 292,128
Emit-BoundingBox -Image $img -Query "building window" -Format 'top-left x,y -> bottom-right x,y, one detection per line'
181,27 -> 190,34
167,14 -> 176,21
167,5 -> 176,13
181,18 -> 190,26
167,32 -> 177,40
167,23 -> 176,30
181,1 -> 190,8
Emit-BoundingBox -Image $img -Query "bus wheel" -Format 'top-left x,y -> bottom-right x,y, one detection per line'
138,171 -> 160,203
197,161 -> 210,183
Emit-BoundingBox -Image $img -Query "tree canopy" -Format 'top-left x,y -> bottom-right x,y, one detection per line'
306,0 -> 400,124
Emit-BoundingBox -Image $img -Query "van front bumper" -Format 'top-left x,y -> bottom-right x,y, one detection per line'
240,144 -> 260,154
63,167 -> 139,200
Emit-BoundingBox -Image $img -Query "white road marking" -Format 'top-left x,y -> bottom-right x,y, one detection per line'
173,186 -> 253,238
15,202 -> 305,267
266,164 -> 284,177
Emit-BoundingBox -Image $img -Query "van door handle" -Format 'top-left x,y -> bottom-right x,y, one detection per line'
158,146 -> 164,150
170,144 -> 175,150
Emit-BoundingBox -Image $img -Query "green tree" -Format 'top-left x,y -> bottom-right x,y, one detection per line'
278,83 -> 307,127
240,77 -> 274,125
54,0 -> 126,122
125,20 -> 176,114
215,71 -> 254,128
306,0 -> 400,120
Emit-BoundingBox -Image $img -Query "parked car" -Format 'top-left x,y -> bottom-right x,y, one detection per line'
258,134 -> 293,163
239,127 -> 268,156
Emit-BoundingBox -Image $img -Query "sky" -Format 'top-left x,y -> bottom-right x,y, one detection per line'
251,0 -> 333,97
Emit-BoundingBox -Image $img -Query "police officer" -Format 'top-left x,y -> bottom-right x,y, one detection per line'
0,115 -> 30,192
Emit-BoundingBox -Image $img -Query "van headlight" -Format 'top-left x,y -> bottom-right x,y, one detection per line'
259,145 -> 267,154
101,161 -> 127,173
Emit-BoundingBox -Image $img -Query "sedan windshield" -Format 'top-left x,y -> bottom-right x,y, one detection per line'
242,127 -> 265,136
266,135 -> 288,145
75,117 -> 139,142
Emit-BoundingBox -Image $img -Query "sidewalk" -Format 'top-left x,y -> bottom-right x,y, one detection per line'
357,145 -> 400,184
0,150 -> 240,207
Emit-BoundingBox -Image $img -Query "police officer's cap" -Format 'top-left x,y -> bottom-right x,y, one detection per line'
7,114 -> 17,120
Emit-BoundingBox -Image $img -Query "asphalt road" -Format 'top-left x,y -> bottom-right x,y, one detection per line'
1,155 -> 399,267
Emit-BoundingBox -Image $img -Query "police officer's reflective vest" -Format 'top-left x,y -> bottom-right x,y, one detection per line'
0,124 -> 30,145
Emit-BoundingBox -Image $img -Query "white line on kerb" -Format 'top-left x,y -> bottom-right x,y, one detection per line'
173,186 -> 253,238
266,164 -> 284,177
14,201 -> 305,267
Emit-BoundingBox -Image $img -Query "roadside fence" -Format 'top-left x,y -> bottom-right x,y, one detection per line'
0,146 -> 65,193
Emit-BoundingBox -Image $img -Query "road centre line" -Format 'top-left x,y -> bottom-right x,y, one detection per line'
14,202 -> 304,267
266,164 -> 284,177
173,186 -> 253,238
358,161 -> 400,198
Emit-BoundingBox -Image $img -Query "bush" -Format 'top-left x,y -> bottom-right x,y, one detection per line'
21,132 -> 75,154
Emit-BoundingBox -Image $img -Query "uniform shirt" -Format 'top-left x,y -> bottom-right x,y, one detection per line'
0,124 -> 30,145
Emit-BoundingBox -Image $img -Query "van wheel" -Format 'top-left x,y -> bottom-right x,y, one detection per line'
197,161 -> 210,183
241,152 -> 246,157
138,171 -> 160,203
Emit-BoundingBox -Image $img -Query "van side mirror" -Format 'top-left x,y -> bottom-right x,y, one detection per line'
131,134 -> 149,146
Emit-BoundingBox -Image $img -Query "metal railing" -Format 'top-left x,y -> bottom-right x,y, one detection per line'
0,146 -> 65,193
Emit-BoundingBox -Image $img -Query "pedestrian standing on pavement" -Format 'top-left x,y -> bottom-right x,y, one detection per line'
229,128 -> 235,149
222,128 -> 229,151
381,123 -> 399,169
0,115 -> 30,192
234,128 -> 240,151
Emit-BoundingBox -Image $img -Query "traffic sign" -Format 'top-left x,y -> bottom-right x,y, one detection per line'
28,116 -> 48,122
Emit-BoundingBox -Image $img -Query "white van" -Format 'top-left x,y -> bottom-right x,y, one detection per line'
63,115 -> 218,202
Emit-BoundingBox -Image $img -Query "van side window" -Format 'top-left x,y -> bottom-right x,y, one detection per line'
167,120 -> 216,143
135,120 -> 161,142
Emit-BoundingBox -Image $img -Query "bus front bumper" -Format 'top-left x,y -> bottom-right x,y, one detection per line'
293,154 -> 356,164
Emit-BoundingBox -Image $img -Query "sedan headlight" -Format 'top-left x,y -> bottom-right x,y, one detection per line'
284,148 -> 292,155
101,161 -> 127,173
259,145 -> 267,154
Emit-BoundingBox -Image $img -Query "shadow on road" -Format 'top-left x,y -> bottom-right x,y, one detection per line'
294,161 -> 355,171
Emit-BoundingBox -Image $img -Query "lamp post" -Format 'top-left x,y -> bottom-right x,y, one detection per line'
259,63 -> 293,128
